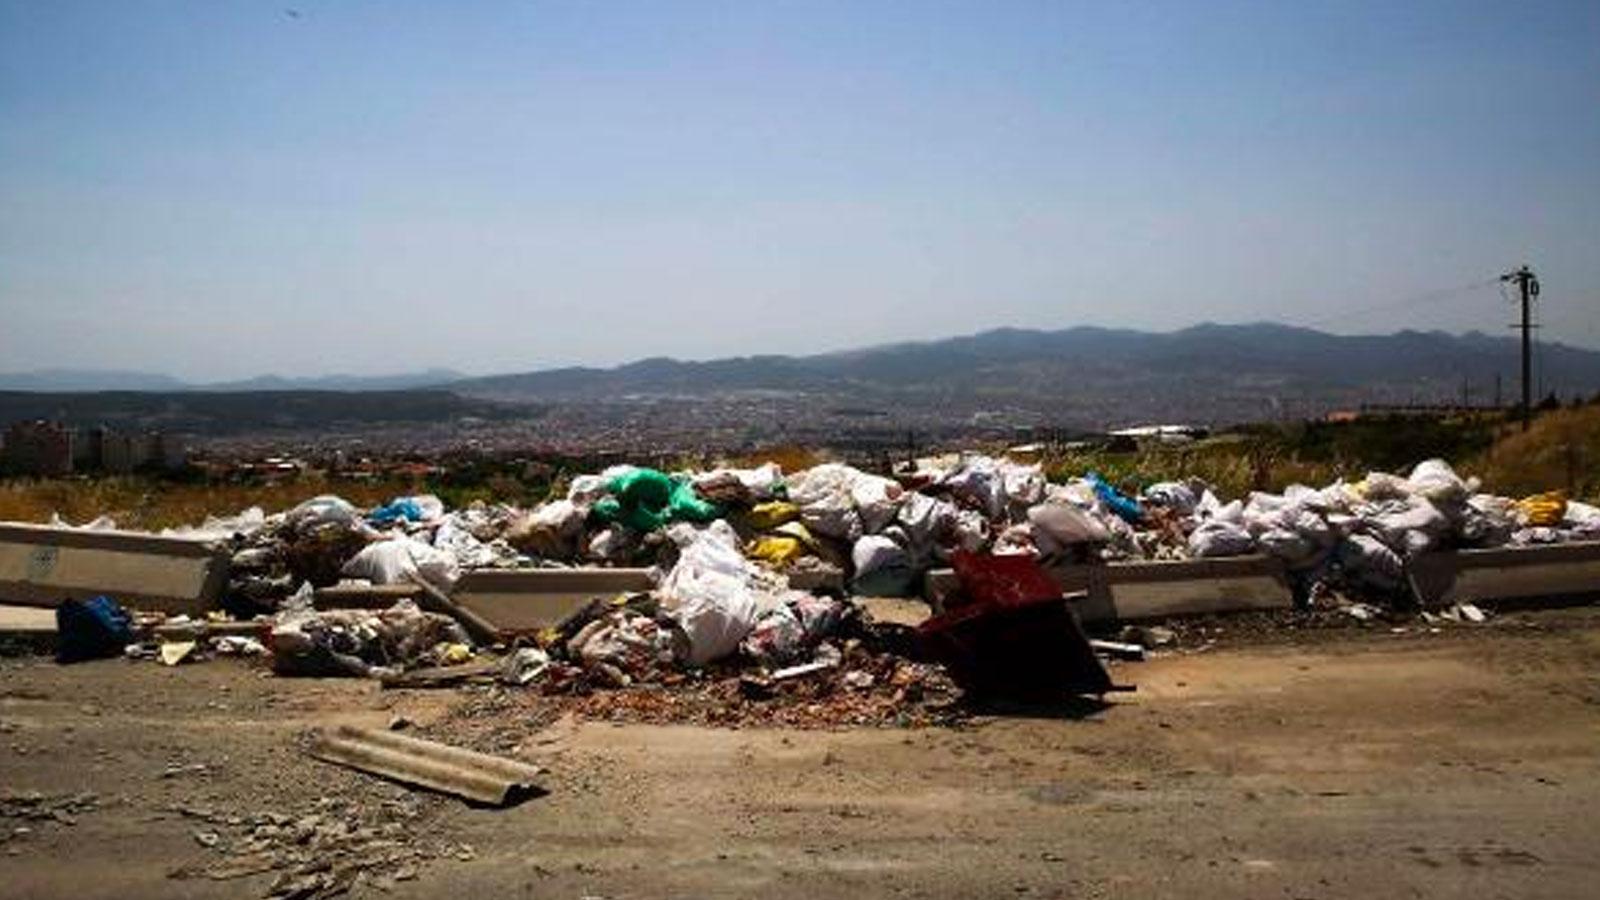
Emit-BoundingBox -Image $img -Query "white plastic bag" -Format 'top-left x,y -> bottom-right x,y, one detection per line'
340,536 -> 462,591
660,523 -> 760,666
287,495 -> 359,529
1406,459 -> 1476,506
1028,502 -> 1110,546
1188,520 -> 1254,557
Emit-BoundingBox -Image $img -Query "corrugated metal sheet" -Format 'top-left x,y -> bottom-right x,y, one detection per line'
307,725 -> 544,807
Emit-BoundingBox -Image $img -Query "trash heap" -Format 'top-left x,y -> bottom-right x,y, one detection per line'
40,454 -> 1600,706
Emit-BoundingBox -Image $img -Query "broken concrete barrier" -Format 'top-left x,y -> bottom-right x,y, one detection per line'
0,522 -> 229,615
924,554 -> 1294,624
449,568 -> 655,635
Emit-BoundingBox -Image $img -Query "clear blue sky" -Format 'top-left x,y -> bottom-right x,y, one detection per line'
3,0 -> 1597,379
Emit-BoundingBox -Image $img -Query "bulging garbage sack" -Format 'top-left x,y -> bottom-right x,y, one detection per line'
695,463 -> 785,503
748,535 -> 806,566
1516,491 -> 1567,528
1563,500 -> 1600,539
1406,459 -> 1476,506
660,522 -> 760,667
1366,498 -> 1451,557
740,604 -> 806,665
1460,494 -> 1516,546
851,534 -> 915,596
1337,534 -> 1405,590
745,501 -> 800,531
432,518 -> 501,569
799,494 -> 863,542
993,523 -> 1037,556
1358,472 -> 1412,502
787,463 -> 898,538
999,459 -> 1048,510
951,508 -> 992,553
593,467 -> 721,532
850,475 -> 905,534
1028,502 -> 1111,547
508,499 -> 587,559
340,536 -> 462,592
1142,482 -> 1198,514
1085,473 -> 1143,523
368,494 -> 445,526
897,492 -> 956,546
1188,519 -> 1254,557
567,474 -> 610,506
287,495 -> 360,529
941,457 -> 1006,519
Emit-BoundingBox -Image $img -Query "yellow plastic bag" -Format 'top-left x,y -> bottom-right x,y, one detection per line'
1516,491 -> 1567,527
746,501 -> 800,531
748,535 -> 805,566
437,642 -> 475,666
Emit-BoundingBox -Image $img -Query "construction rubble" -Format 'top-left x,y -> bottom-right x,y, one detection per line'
20,454 -> 1600,720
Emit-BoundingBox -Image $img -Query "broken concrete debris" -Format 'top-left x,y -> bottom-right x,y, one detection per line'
166,793 -> 460,900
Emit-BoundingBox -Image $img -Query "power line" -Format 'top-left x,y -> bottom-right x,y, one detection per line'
1295,277 -> 1501,330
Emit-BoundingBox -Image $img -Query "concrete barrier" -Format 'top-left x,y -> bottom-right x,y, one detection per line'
926,554 -> 1294,625
1408,541 -> 1600,608
450,568 -> 655,634
0,522 -> 229,615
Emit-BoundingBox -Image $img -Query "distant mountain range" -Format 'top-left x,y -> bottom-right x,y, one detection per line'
0,368 -> 467,393
5,325 -> 1599,435
447,323 -> 1600,424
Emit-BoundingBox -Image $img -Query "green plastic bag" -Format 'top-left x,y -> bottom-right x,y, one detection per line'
591,468 -> 720,531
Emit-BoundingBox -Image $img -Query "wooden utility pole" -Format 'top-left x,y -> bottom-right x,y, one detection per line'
1501,265 -> 1540,431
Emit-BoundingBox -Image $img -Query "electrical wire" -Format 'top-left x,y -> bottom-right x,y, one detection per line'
1295,277 -> 1502,330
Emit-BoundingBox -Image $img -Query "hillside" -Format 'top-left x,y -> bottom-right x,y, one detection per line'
0,389 -> 514,436
449,323 -> 1600,427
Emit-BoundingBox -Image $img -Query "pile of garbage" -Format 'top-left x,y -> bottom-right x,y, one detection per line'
168,455 -> 1596,609
42,454 -> 1600,698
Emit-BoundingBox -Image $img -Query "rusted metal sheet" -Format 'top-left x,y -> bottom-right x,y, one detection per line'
1408,541 -> 1600,608
306,725 -> 544,807
0,522 -> 229,614
924,554 -> 1292,624
451,568 -> 654,635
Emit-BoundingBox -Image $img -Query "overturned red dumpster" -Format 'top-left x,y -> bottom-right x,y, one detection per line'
917,551 -> 1123,699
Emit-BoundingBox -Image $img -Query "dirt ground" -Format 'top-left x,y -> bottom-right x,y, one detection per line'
3,608 -> 1599,900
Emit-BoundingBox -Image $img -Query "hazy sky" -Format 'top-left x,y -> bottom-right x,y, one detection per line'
3,1 -> 1598,379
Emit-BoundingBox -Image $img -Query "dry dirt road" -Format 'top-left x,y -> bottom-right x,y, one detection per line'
3,608 -> 1599,900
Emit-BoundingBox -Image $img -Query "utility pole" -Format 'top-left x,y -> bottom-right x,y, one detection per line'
1501,265 -> 1540,431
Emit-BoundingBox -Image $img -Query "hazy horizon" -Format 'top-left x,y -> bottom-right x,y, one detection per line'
4,1 -> 1598,380
0,319 -> 1593,385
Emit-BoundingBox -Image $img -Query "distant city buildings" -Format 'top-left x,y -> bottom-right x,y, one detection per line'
1,420 -> 186,476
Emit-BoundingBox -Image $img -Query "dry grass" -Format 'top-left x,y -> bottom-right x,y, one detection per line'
1470,405 -> 1600,500
721,445 -> 833,474
1043,439 -> 1346,500
0,475 -> 415,532
5,411 -> 1594,533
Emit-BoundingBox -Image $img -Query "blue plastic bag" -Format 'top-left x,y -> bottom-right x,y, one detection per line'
55,595 -> 133,664
369,497 -> 426,525
1086,473 -> 1143,524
